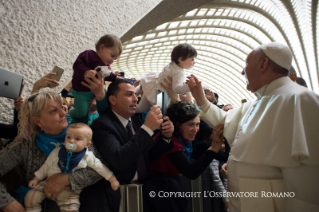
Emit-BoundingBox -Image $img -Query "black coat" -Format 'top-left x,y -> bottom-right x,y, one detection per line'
90,109 -> 173,184
79,109 -> 173,212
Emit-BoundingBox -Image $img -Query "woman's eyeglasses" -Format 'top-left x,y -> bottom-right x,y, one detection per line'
28,93 -> 40,103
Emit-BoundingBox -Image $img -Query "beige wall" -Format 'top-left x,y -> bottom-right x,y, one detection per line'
0,0 -> 161,123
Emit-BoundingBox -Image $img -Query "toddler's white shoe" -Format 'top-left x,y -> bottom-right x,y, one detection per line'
95,66 -> 111,78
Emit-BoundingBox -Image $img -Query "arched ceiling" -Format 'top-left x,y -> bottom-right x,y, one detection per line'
113,0 -> 318,108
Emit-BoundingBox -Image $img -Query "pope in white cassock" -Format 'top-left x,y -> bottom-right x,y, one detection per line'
189,42 -> 319,212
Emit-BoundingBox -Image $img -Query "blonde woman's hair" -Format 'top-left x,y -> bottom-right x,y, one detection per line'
13,91 -> 62,146
61,97 -> 69,107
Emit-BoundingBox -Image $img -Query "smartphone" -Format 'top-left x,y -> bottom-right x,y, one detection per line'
50,66 -> 64,81
119,71 -> 125,77
156,90 -> 168,114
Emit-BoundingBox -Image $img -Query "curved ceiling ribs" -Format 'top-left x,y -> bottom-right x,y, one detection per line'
113,0 -> 318,108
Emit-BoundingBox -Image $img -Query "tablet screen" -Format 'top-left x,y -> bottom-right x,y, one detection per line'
0,68 -> 24,99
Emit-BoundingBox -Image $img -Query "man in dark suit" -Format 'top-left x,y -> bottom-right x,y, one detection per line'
86,79 -> 174,211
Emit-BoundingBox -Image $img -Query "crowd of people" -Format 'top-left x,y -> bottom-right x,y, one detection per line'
0,33 -> 318,212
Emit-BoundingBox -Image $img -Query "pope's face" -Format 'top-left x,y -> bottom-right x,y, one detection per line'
241,50 -> 261,92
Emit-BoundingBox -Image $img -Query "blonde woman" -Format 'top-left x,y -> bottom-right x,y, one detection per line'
0,76 -> 118,212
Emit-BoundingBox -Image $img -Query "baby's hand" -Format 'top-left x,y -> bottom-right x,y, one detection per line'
84,70 -> 97,79
111,180 -> 120,191
28,179 -> 38,188
186,76 -> 196,90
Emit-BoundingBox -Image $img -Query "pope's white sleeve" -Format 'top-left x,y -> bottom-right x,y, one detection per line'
199,100 -> 227,127
86,152 -> 114,180
200,100 -> 247,146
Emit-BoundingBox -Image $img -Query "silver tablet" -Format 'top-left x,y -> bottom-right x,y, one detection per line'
0,67 -> 24,99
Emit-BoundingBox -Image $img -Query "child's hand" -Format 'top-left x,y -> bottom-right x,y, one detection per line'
186,76 -> 196,90
111,180 -> 120,191
116,75 -> 123,80
133,80 -> 140,87
84,70 -> 97,79
28,179 -> 38,188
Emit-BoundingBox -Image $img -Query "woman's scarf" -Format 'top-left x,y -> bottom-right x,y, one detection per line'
35,127 -> 68,157
58,145 -> 86,173
178,135 -> 193,161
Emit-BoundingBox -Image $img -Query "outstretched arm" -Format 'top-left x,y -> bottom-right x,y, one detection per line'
32,72 -> 59,94
187,74 -> 207,106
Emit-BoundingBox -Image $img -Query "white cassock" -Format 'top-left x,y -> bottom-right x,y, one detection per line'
200,77 -> 319,212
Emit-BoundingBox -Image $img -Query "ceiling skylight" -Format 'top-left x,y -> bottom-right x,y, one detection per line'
113,0 -> 318,108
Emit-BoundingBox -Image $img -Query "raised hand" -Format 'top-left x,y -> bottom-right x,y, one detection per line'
133,80 -> 140,88
161,116 -> 174,138
187,74 -> 206,106
186,75 -> 196,90
144,105 -> 163,131
14,84 -> 25,112
205,89 -> 216,103
81,72 -> 105,101
209,124 -> 224,153
32,72 -> 59,94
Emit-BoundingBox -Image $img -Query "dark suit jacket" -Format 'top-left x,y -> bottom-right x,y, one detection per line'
91,109 -> 173,184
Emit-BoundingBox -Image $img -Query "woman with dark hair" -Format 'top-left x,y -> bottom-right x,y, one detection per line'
143,101 -> 225,212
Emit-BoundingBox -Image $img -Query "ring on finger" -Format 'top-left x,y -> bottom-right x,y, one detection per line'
213,131 -> 217,135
